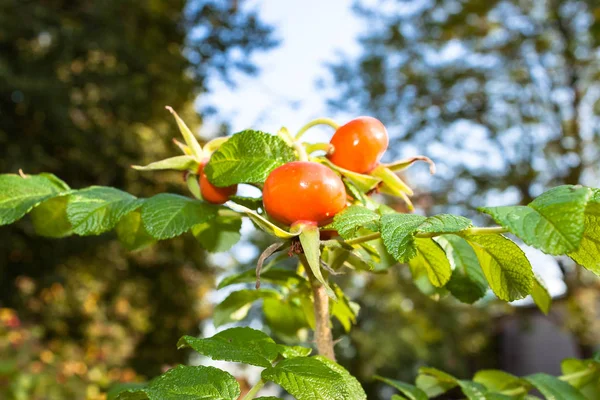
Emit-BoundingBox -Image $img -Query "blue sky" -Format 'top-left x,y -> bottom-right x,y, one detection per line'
201,0 -> 361,143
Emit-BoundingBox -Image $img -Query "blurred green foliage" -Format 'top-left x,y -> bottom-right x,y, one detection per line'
0,0 -> 274,398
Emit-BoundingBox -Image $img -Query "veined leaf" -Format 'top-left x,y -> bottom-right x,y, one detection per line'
481,185 -> 592,255
525,373 -> 586,400
116,365 -> 239,400
464,235 -> 533,301
262,356 -> 367,400
381,213 -> 472,263
30,195 -> 72,238
205,130 -> 296,186
213,289 -> 280,327
177,327 -> 279,368
0,174 -> 68,225
141,194 -> 218,240
115,211 -> 156,251
569,192 -> 600,275
409,238 -> 452,287
333,206 -> 380,239
192,215 -> 242,253
67,186 -> 142,235
437,235 -> 487,304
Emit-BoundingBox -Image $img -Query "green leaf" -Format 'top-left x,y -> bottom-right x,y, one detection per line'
30,195 -> 73,238
374,376 -> 428,400
525,373 -> 586,400
0,174 -> 67,225
416,367 -> 458,397
561,358 -> 600,388
481,185 -> 592,255
66,187 -> 142,235
213,289 -> 280,327
192,215 -> 242,253
263,297 -> 310,337
457,380 -> 488,400
141,194 -> 218,240
115,211 -> 156,251
228,195 -> 263,211
409,238 -> 452,287
218,268 -> 306,290
464,235 -> 534,301
177,327 -> 279,368
262,356 -> 366,400
473,370 -> 523,392
437,235 -> 487,304
116,365 -> 240,400
299,225 -> 336,299
226,201 -> 299,239
132,155 -> 200,172
205,130 -> 296,186
370,165 -> 414,196
416,214 -> 472,234
277,345 -> 312,359
531,274 -> 552,314
333,206 -> 380,239
331,285 -> 359,332
380,213 -> 427,262
569,193 -> 600,275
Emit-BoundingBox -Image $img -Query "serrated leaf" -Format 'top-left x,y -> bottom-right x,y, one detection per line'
205,130 -> 296,186
141,194 -> 218,240
262,356 -> 366,400
481,186 -> 592,255
299,225 -> 336,299
66,187 -> 142,235
381,214 -> 427,262
464,235 -> 534,301
374,376 -> 428,400
473,370 -> 523,392
409,238 -> 452,287
0,174 -> 67,225
226,201 -> 299,239
437,235 -> 487,304
333,206 -> 380,239
531,274 -> 551,314
277,345 -> 312,359
416,214 -> 472,235
218,268 -> 306,290
192,215 -> 242,253
116,365 -> 240,400
177,327 -> 279,368
132,155 -> 200,172
569,193 -> 600,275
115,211 -> 156,251
525,373 -> 586,400
30,195 -> 73,238
213,289 -> 280,327
263,297 -> 310,337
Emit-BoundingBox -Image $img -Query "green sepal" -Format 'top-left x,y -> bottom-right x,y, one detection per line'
298,224 -> 336,299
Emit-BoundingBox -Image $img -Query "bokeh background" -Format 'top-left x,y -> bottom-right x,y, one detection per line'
1,1 -> 599,399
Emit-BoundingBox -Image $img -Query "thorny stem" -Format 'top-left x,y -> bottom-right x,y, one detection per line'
300,255 -> 336,361
295,118 -> 340,140
242,378 -> 265,399
343,226 -> 509,246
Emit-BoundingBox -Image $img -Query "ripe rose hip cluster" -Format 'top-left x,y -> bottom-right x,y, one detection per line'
262,116 -> 388,227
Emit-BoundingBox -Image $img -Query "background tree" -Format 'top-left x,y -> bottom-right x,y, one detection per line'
0,1 -> 275,397
324,0 -> 600,393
